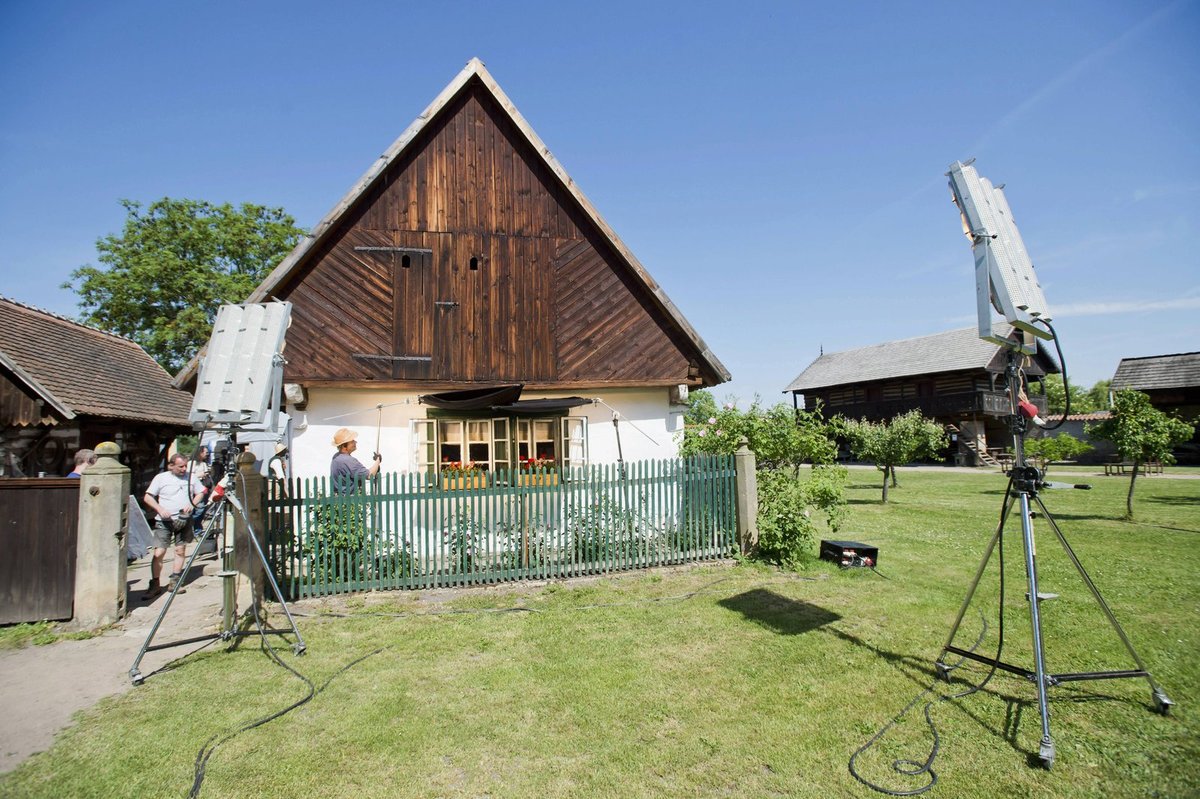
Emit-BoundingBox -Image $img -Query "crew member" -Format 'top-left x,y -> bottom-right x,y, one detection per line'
330,427 -> 380,494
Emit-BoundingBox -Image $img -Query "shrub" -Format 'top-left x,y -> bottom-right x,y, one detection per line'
755,465 -> 847,568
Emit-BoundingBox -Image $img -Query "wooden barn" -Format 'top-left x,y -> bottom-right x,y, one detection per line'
784,326 -> 1057,466
1111,351 -> 1200,463
0,295 -> 193,484
179,58 -> 728,480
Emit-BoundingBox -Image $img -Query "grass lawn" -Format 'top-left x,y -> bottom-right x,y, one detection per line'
3,469 -> 1197,798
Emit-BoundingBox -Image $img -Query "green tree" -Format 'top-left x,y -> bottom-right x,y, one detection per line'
1087,390 -> 1194,519
680,393 -> 844,566
835,410 -> 948,502
679,396 -> 836,468
1085,379 -> 1112,411
1022,432 -> 1092,473
1040,374 -> 1096,415
64,198 -> 306,373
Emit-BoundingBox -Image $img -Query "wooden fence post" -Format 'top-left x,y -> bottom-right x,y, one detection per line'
232,451 -> 266,615
734,438 -> 758,555
74,441 -> 130,628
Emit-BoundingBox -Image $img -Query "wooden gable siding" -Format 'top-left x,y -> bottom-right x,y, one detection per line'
277,78 -> 692,387
0,371 -> 52,427
554,237 -> 689,383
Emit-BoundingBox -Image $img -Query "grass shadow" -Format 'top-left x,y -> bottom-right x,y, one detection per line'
718,589 -> 840,635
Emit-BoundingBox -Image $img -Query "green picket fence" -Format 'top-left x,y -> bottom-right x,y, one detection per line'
264,455 -> 737,599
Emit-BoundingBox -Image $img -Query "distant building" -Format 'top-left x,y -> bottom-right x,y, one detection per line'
1111,352 -> 1200,463
784,326 -> 1058,466
0,296 -> 193,486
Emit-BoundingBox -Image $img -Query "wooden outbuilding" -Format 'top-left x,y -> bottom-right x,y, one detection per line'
178,58 -> 728,480
784,326 -> 1058,466
1111,351 -> 1200,463
0,295 -> 193,484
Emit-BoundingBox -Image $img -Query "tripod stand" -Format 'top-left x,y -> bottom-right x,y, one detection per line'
129,464 -> 306,685
935,349 -> 1171,768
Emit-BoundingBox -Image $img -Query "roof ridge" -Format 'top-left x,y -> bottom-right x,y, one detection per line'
0,294 -> 140,346
1117,351 -> 1200,362
175,57 -> 729,387
817,326 -> 980,358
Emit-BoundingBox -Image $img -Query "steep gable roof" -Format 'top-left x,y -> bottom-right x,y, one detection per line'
1111,352 -> 1200,391
0,296 -> 193,426
177,57 -> 728,388
784,326 -> 1058,393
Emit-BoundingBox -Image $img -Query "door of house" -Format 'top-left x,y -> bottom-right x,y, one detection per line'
391,246 -> 435,380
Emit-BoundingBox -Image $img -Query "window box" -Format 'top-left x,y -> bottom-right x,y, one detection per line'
441,473 -> 488,491
517,472 -> 559,487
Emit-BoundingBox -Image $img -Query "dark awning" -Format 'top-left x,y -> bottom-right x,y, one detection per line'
490,397 -> 593,416
419,384 -> 523,410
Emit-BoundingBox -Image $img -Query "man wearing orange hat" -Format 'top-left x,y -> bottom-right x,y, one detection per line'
330,427 -> 381,494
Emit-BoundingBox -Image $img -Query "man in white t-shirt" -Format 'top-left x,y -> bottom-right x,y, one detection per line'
142,453 -> 207,599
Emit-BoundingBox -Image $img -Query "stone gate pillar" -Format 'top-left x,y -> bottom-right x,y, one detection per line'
74,441 -> 131,627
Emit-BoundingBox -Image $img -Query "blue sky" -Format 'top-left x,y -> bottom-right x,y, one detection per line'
2,1 -> 1197,404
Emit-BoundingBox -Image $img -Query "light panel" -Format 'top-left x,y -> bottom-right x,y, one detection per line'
947,160 -> 1052,345
189,302 -> 291,426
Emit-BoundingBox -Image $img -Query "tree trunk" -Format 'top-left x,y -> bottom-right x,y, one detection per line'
889,465 -> 899,488
1126,461 -> 1139,519
881,470 -> 890,503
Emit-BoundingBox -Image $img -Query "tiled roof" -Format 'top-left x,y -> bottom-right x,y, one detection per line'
784,326 -> 1056,392
1065,411 -> 1111,422
0,296 -> 193,426
1111,352 -> 1200,391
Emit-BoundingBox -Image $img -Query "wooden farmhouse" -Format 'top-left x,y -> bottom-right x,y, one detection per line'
180,58 -> 728,480
784,326 -> 1058,466
0,295 -> 193,485
1111,351 -> 1200,463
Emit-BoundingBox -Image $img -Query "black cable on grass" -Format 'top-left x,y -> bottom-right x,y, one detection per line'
848,472 -> 1013,795
185,574 -> 759,794
185,572 -> 821,795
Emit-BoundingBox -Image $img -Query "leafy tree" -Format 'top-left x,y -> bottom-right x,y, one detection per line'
1085,379 -> 1112,411
1040,374 -> 1096,415
1087,390 -> 1195,519
680,393 -> 844,566
64,198 -> 306,373
679,395 -> 837,468
755,465 -> 847,568
835,410 -> 948,502
1022,432 -> 1092,473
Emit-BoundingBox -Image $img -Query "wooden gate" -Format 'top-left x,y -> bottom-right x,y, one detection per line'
0,478 -> 79,623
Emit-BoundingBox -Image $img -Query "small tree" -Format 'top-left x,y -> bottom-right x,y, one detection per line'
65,198 -> 306,373
1023,432 -> 1092,473
836,411 -> 948,502
680,393 -> 844,566
1088,390 -> 1194,519
1040,374 -> 1096,415
679,395 -> 836,468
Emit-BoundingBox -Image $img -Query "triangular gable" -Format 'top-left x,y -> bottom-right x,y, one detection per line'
177,58 -> 728,389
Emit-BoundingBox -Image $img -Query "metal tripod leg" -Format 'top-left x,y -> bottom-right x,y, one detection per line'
936,489 -> 1013,681
129,505 -> 226,685
223,489 -> 306,656
1016,490 -> 1056,768
1032,493 -> 1173,715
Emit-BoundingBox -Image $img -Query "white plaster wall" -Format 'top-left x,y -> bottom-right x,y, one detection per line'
284,386 -> 687,483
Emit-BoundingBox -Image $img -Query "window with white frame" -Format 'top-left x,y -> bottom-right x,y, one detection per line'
412,416 -> 586,475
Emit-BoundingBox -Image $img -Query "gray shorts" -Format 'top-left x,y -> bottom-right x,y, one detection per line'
152,519 -> 195,550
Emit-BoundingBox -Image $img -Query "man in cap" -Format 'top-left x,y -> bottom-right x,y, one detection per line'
330,427 -> 380,494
